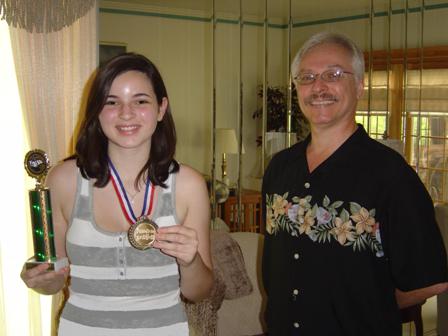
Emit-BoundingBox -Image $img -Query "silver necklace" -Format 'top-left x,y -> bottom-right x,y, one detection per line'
125,186 -> 139,204
126,190 -> 139,204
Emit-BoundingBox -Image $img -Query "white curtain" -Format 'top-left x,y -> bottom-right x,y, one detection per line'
0,2 -> 98,336
9,2 -> 98,162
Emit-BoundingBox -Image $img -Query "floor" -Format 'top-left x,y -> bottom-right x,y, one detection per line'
402,296 -> 438,336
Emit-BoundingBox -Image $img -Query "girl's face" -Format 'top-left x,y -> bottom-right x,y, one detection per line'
99,70 -> 167,154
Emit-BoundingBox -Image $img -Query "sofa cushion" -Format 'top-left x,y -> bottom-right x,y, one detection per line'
184,230 -> 253,335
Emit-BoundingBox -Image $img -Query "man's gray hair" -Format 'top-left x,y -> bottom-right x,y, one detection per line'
291,32 -> 365,84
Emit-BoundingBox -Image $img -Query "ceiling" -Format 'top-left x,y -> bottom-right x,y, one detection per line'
100,0 -> 443,21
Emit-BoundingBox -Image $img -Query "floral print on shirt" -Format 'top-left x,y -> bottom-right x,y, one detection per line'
266,193 -> 384,257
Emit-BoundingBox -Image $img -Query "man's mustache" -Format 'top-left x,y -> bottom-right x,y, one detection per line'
304,93 -> 338,105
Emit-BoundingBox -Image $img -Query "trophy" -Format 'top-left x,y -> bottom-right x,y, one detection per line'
24,149 -> 68,271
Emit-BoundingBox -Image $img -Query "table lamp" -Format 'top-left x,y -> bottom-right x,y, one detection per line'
216,128 -> 244,186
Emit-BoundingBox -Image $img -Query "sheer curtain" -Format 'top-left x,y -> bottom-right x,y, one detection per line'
8,1 -> 98,162
0,2 -> 98,335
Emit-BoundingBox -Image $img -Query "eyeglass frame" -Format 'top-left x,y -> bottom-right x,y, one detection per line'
293,68 -> 354,86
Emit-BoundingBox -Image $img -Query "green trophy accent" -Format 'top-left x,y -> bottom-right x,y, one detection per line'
29,189 -> 56,262
24,149 -> 68,271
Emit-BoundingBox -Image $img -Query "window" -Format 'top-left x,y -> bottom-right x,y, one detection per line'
356,47 -> 448,204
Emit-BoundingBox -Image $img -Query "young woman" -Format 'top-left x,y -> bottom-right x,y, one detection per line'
21,53 -> 213,335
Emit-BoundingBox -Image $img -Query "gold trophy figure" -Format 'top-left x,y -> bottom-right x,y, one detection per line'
24,149 -> 68,271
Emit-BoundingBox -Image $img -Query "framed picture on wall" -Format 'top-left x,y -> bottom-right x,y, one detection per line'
99,42 -> 127,66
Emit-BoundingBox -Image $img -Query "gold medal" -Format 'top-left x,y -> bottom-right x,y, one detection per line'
127,217 -> 158,250
108,159 -> 156,251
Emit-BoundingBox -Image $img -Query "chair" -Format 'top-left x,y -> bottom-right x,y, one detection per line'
435,204 -> 448,336
400,302 -> 424,336
217,232 -> 267,336
222,190 -> 263,233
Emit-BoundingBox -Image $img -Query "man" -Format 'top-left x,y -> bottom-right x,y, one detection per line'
261,31 -> 448,336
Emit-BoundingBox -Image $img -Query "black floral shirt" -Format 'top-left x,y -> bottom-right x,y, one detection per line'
261,125 -> 448,336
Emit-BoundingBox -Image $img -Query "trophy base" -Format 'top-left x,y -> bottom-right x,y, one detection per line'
25,256 -> 69,271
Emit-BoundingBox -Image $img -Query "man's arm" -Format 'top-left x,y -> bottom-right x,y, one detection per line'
395,282 -> 448,308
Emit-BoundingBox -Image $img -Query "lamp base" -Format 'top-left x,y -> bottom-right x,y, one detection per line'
222,175 -> 230,186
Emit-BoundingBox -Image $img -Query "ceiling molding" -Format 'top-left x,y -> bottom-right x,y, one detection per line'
99,1 -> 448,29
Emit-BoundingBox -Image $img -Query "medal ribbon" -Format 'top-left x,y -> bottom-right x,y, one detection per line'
108,158 -> 155,225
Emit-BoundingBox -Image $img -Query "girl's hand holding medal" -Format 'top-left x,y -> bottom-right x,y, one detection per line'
153,225 -> 199,267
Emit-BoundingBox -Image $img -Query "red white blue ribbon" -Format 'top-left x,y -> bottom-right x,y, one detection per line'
108,158 -> 155,225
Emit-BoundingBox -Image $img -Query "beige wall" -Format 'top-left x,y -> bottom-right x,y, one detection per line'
291,8 -> 448,55
100,8 -> 285,190
99,4 -> 448,190
100,11 -> 212,175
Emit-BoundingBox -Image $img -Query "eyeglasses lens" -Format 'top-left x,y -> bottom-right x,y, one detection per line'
295,69 -> 345,85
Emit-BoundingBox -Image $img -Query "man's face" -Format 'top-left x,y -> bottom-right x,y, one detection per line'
295,43 -> 363,131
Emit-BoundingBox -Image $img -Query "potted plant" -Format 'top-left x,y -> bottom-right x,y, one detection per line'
252,85 -> 309,146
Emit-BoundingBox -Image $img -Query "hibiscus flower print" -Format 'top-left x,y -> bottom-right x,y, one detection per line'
288,197 -> 311,224
288,204 -> 299,223
265,193 -> 383,257
351,207 -> 376,234
266,207 -> 276,234
272,194 -> 288,218
297,197 -> 311,215
299,209 -> 315,235
316,207 -> 332,224
332,217 -> 355,245
265,193 -> 289,234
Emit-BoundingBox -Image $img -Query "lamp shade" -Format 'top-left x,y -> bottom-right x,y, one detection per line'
215,128 -> 245,154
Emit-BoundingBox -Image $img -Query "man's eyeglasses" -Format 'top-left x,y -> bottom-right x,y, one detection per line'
293,68 -> 354,86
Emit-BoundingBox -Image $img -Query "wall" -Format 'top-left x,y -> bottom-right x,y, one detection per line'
99,1 -> 448,191
100,8 -> 212,175
291,6 -> 448,54
99,4 -> 287,190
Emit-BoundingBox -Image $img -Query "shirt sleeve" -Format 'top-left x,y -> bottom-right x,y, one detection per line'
386,160 -> 448,291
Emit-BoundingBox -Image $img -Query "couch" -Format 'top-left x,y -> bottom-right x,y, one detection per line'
185,220 -> 267,336
217,232 -> 266,336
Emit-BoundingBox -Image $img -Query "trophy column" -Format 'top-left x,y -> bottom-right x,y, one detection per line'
24,149 -> 68,271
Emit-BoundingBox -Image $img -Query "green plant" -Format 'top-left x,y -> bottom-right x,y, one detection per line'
252,85 -> 309,142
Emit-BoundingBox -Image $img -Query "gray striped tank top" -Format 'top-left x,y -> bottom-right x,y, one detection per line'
58,170 -> 188,335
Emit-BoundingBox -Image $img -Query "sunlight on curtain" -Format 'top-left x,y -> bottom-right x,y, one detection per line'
0,2 -> 98,335
0,19 -> 53,336
9,3 -> 98,163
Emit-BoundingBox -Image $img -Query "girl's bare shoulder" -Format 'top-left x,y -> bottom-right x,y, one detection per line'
46,159 -> 78,196
176,164 -> 206,189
